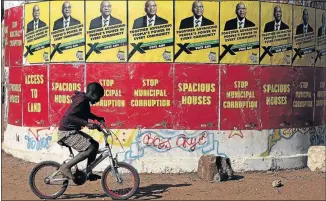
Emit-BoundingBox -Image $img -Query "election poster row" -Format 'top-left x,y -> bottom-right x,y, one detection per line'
19,0 -> 326,66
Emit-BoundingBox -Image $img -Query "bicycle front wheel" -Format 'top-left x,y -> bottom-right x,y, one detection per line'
101,162 -> 140,200
28,161 -> 69,199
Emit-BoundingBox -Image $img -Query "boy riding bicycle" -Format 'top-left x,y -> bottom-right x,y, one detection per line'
57,82 -> 105,180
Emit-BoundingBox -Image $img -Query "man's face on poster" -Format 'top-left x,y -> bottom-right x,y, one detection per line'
145,0 -> 157,17
303,9 -> 309,25
33,5 -> 40,21
274,6 -> 282,22
101,1 -> 111,18
62,2 -> 71,19
192,1 -> 204,18
236,2 -> 246,19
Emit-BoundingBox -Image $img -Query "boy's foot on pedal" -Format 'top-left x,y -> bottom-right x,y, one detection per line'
87,173 -> 101,181
59,165 -> 75,180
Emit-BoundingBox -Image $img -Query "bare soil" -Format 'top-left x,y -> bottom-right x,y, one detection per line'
1,150 -> 325,200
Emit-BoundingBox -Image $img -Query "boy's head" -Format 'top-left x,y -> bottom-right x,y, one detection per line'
86,82 -> 104,104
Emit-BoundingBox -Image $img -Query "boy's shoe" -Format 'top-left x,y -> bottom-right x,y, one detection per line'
87,173 -> 101,181
59,164 -> 75,180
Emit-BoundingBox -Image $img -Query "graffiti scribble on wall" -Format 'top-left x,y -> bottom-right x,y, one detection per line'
124,130 -> 227,163
25,135 -> 52,150
310,126 -> 326,146
24,127 -> 55,150
260,127 -> 322,157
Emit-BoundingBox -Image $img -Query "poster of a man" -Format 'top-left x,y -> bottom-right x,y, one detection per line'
224,2 -> 255,31
317,11 -> 326,37
179,0 -> 214,30
132,0 -> 168,29
53,1 -> 80,30
26,5 -> 47,33
89,0 -> 122,30
296,8 -> 313,35
264,5 -> 289,32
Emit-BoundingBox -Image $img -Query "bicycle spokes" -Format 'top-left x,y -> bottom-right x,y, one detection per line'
31,163 -> 68,198
102,164 -> 138,198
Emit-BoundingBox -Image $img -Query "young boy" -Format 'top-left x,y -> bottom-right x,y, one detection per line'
57,82 -> 105,180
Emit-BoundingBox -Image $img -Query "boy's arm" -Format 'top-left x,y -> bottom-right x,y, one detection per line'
66,99 -> 89,127
89,112 -> 105,122
67,116 -> 88,127
88,112 -> 99,120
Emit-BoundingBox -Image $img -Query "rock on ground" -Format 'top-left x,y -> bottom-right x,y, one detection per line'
307,146 -> 326,172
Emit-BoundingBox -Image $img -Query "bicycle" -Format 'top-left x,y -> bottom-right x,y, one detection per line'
28,122 -> 140,200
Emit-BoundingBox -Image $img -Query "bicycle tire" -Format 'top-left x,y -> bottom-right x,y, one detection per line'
101,162 -> 140,200
28,161 -> 69,199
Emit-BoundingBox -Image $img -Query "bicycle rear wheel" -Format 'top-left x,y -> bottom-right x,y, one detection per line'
101,162 -> 140,200
28,161 -> 69,199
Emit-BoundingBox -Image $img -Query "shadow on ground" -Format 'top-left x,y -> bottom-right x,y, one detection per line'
61,193 -> 107,199
60,183 -> 192,200
134,183 -> 192,200
230,175 -> 244,181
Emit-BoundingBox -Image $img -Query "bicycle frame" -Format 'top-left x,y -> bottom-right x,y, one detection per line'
47,123 -> 123,184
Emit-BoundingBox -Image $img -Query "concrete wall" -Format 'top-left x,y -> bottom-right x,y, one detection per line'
3,124 -> 325,173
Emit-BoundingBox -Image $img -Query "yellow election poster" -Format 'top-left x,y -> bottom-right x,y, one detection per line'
50,1 -> 85,62
175,0 -> 219,63
260,2 -> 292,65
86,0 -> 127,62
220,1 -> 259,64
292,6 -> 315,67
315,9 -> 326,67
24,1 -> 50,63
128,0 -> 173,62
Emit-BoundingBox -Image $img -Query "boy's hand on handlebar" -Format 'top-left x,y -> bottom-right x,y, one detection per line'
97,117 -> 105,123
87,123 -> 100,130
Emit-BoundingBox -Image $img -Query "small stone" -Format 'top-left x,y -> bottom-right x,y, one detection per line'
272,180 -> 283,188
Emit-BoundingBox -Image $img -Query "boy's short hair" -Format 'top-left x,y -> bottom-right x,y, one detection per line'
87,82 -> 104,97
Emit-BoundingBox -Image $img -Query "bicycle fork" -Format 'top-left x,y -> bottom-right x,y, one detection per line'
111,157 -> 123,184
105,151 -> 123,184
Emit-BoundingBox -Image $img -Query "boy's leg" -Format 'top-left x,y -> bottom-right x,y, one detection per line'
58,131 -> 96,179
85,139 -> 101,180
59,143 -> 97,179
86,139 -> 99,169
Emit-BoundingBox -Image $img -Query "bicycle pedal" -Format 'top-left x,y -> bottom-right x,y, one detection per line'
87,174 -> 101,181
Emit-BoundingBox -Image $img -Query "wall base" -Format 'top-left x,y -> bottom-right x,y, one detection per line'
2,143 -> 308,173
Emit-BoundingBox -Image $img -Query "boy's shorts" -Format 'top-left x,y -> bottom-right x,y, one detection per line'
57,130 -> 92,152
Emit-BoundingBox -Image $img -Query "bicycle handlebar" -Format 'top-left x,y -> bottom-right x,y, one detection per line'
96,121 -> 126,152
97,122 -> 110,136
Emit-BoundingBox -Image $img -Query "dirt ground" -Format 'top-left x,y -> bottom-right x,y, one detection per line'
1,151 -> 326,200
